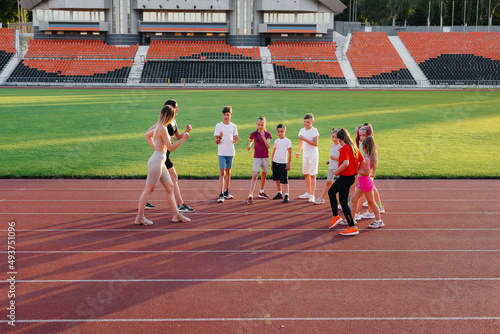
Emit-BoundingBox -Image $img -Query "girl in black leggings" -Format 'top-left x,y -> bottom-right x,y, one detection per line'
328,128 -> 363,236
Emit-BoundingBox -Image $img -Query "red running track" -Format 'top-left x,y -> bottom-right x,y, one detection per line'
0,179 -> 499,333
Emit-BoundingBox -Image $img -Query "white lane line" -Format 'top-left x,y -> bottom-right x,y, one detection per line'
16,277 -> 500,283
2,199 -> 500,202
4,228 -> 500,232
7,249 -> 500,254
0,212 -> 499,215
1,317 -> 499,323
1,187 -> 499,191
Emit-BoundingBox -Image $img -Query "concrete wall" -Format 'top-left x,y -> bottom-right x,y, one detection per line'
48,0 -> 110,9
134,0 -> 233,11
257,0 -> 318,12
32,26 -> 106,40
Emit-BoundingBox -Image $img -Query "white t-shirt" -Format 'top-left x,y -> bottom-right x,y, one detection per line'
298,127 -> 319,158
214,122 -> 238,156
273,137 -> 292,164
329,143 -> 341,170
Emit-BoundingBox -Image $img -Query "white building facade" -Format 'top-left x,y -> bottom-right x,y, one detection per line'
20,0 -> 345,45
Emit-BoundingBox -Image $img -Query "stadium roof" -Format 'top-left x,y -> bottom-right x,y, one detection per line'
19,0 -> 44,9
319,0 -> 347,13
21,0 -> 346,13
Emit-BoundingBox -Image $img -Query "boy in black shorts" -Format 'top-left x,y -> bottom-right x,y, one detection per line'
271,124 -> 292,203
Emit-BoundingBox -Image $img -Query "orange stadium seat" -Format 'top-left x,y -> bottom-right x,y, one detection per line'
347,32 -> 415,85
399,32 -> 500,84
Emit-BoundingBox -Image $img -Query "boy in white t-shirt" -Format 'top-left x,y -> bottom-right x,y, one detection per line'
295,113 -> 319,203
214,106 -> 239,203
271,123 -> 292,203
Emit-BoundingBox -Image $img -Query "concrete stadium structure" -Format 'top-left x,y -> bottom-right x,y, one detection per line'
20,0 -> 346,46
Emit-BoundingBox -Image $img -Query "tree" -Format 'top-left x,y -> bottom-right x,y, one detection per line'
490,0 -> 500,25
388,0 -> 417,26
0,0 -> 19,26
358,0 -> 392,25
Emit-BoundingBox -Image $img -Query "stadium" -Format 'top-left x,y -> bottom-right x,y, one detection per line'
1,0 -> 500,333
1,0 -> 500,87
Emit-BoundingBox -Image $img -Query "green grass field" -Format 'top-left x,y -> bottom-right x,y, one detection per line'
1,88 -> 499,179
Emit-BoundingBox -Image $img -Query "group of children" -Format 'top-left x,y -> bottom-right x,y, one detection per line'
135,102 -> 384,236
214,106 -> 385,236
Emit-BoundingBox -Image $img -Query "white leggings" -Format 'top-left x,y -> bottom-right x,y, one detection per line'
146,151 -> 171,185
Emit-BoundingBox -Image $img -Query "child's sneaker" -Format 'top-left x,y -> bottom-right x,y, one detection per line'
298,192 -> 311,199
224,190 -> 233,199
172,213 -> 191,223
340,226 -> 359,236
217,193 -> 225,203
329,215 -> 343,229
145,202 -> 155,210
178,203 -> 195,213
314,197 -> 325,205
258,192 -> 269,199
368,220 -> 384,229
134,215 -> 153,226
360,211 -> 375,219
283,194 -> 289,203
273,193 -> 283,200
246,196 -> 254,205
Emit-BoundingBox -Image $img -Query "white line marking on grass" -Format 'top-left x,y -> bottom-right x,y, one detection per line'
16,277 -> 500,283
1,317 -> 499,323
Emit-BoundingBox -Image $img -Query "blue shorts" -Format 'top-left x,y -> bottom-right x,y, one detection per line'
218,156 -> 234,170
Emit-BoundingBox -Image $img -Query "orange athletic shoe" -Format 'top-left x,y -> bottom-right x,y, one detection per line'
329,215 -> 343,229
340,226 -> 359,236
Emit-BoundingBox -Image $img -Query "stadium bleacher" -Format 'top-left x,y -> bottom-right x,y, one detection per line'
0,28 -> 16,73
7,39 -> 137,84
141,41 -> 263,84
347,32 -> 416,85
399,32 -> 500,85
268,41 -> 347,85
5,29 -> 500,87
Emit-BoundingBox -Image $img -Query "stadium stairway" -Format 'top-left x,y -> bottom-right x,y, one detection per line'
0,55 -> 20,85
336,33 -> 357,88
259,47 -> 275,86
127,45 -> 148,85
388,35 -> 430,88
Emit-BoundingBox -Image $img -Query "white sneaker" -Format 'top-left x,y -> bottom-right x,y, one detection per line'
308,196 -> 315,203
360,211 -> 376,219
314,197 -> 325,205
134,216 -> 153,226
368,220 -> 384,229
337,204 -> 342,210
379,206 -> 385,213
354,214 -> 362,221
298,192 -> 311,199
362,201 -> 368,207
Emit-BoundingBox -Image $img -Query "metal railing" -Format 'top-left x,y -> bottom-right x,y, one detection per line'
3,76 -> 500,89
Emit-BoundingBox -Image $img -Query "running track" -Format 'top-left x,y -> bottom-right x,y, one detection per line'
0,179 -> 499,333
